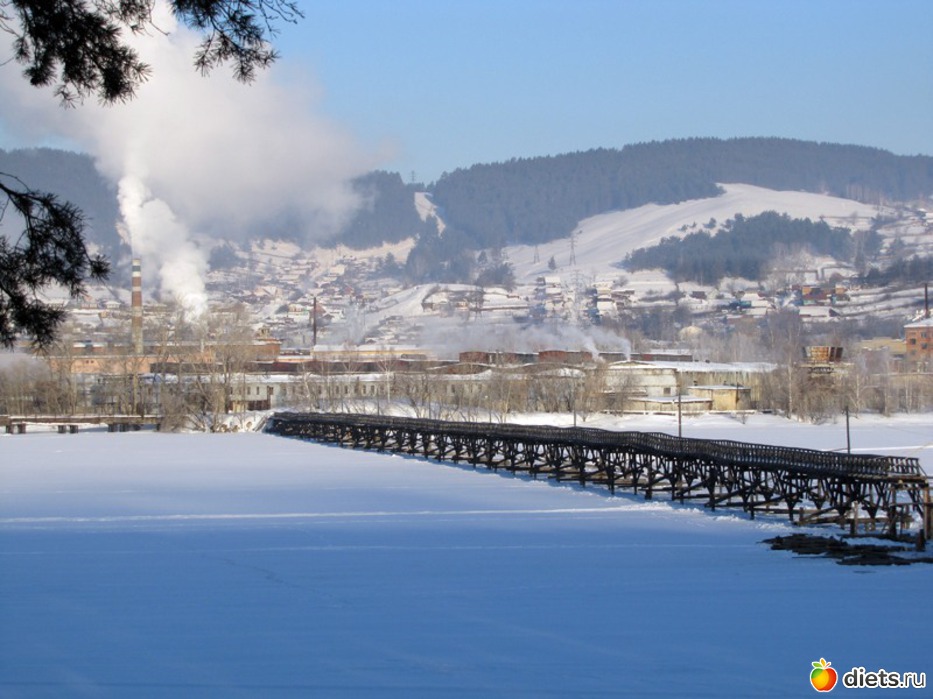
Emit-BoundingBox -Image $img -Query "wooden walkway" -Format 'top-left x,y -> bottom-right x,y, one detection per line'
1,414 -> 163,433
267,412 -> 933,540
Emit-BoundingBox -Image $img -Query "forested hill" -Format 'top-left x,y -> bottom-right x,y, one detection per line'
333,171 -> 436,249
3,139 -> 932,268
0,147 -> 124,260
429,138 -> 933,252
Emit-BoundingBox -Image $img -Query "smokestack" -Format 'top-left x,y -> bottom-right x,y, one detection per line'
131,258 -> 143,354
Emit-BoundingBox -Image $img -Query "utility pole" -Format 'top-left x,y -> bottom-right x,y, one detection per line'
845,405 -> 851,454
676,369 -> 682,439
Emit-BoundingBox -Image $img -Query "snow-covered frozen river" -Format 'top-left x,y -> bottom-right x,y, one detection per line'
2,413 -> 930,697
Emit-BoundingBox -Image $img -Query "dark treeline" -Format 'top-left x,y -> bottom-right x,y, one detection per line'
5,139 -> 931,286
623,211 -> 854,285
860,255 -> 933,287
333,171 -> 436,249
410,138 -> 932,283
430,147 -> 723,250
429,138 -> 932,252
0,150 -> 434,261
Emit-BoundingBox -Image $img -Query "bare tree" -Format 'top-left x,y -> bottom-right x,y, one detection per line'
0,355 -> 51,414
763,309 -> 805,418
184,305 -> 257,431
577,360 -> 608,421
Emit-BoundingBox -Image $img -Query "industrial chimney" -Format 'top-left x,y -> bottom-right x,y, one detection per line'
131,258 -> 143,354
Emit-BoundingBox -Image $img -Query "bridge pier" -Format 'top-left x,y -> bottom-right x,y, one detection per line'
926,488 -> 933,544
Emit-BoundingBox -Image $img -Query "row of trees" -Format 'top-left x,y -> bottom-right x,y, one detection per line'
288,364 -> 612,424
0,305 -> 266,431
285,352 -> 933,424
860,254 -> 933,287
3,324 -> 930,430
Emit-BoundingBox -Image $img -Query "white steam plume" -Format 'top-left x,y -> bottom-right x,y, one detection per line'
0,1 -> 381,309
118,176 -> 208,316
419,317 -> 632,360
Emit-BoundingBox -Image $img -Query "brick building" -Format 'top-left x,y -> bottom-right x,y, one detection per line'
904,317 -> 933,365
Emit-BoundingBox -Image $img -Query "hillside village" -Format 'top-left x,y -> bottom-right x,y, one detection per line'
109,186 -> 933,350
4,183 -> 931,430
90,185 -> 933,349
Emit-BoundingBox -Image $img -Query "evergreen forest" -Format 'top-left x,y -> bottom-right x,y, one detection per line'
623,211 -> 855,285
0,147 -> 123,260
4,138 -> 932,286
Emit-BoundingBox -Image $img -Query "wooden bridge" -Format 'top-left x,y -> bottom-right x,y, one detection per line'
267,412 -> 933,540
1,414 -> 163,434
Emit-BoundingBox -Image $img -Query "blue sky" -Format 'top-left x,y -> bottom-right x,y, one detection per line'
2,0 -> 931,185
278,0 -> 933,182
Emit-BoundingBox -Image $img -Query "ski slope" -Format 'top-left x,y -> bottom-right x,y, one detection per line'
506,183 -> 882,284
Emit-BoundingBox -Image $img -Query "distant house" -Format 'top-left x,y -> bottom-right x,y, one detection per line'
687,384 -> 752,412
904,317 -> 933,365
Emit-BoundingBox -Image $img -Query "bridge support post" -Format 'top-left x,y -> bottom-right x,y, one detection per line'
924,486 -> 932,541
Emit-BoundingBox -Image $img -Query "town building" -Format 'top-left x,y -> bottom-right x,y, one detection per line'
905,317 -> 933,365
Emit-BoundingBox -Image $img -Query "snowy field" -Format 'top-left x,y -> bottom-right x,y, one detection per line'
1,413 -> 931,697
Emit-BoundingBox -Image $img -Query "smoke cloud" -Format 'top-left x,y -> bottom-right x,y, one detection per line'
419,317 -> 632,360
118,175 -> 208,316
0,1 -> 379,311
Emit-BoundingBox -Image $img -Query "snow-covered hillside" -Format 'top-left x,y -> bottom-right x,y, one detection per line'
506,183 -> 884,285
414,191 -> 445,233
70,182 -> 928,351
277,182 -> 929,348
